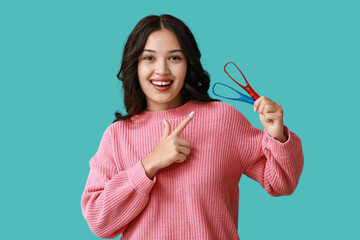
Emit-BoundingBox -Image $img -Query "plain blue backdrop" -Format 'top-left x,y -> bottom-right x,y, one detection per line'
1,0 -> 359,239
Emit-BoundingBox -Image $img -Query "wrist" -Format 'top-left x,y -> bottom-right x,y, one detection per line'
141,157 -> 158,179
274,127 -> 288,143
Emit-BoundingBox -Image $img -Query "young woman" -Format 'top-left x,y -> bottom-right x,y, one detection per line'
81,14 -> 304,240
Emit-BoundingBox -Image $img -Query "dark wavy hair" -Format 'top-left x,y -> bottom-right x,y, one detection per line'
113,14 -> 219,122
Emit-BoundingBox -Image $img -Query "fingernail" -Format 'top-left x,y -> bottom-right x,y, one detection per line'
189,111 -> 195,117
164,118 -> 166,124
254,107 -> 256,112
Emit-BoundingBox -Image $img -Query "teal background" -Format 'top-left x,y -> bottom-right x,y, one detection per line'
1,0 -> 359,239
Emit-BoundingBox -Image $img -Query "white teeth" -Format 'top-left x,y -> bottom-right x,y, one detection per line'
151,81 -> 172,86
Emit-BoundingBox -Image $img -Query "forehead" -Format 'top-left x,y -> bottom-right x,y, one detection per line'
143,29 -> 182,51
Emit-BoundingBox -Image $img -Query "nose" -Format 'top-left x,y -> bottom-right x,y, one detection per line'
154,59 -> 170,75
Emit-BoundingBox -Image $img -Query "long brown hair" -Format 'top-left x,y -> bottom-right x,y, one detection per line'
114,14 -> 219,122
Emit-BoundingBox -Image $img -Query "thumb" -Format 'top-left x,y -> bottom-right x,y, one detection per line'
161,119 -> 171,139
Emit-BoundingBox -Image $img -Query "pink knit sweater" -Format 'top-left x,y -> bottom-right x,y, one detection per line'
81,100 -> 304,239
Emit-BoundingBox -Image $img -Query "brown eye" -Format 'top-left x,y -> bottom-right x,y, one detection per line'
170,56 -> 182,61
144,56 -> 154,60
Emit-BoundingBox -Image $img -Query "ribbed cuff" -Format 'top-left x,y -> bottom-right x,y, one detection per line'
127,161 -> 157,196
262,125 -> 301,159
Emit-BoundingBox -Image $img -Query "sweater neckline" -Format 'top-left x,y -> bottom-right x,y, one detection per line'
133,100 -> 199,121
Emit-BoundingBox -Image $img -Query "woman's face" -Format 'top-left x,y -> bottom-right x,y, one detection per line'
137,28 -> 187,111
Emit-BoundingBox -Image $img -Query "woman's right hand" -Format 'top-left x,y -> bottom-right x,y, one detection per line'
141,112 -> 195,179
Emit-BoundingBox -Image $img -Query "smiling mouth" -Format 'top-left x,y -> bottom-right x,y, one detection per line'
150,80 -> 174,86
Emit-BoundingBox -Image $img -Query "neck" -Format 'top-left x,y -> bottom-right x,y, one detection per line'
146,96 -> 185,112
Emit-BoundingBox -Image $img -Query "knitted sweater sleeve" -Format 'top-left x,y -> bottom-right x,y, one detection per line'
81,124 -> 156,238
231,107 -> 304,197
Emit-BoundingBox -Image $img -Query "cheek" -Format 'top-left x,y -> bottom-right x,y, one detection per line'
137,63 -> 152,80
137,65 -> 149,92
176,64 -> 187,81
137,65 -> 142,80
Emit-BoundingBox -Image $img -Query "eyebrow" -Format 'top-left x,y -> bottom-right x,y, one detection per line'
143,49 -> 184,53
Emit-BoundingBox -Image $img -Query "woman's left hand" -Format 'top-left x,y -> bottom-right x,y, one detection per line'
254,96 -> 287,143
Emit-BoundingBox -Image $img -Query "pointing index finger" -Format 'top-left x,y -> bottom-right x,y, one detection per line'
172,111 -> 195,137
